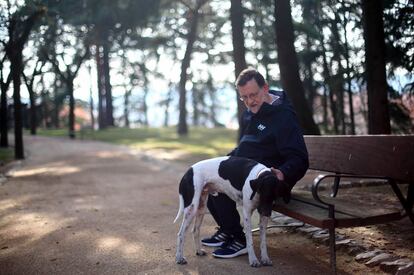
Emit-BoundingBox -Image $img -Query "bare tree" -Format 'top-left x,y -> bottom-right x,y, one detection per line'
230,0 -> 247,139
4,5 -> 45,159
177,0 -> 209,136
22,59 -> 46,135
362,0 -> 391,134
45,26 -> 90,139
274,0 -> 320,134
0,55 -> 12,147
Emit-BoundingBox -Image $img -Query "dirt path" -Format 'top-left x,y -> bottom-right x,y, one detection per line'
0,135 -> 381,274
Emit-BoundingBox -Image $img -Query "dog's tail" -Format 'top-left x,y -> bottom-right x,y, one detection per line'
173,194 -> 184,224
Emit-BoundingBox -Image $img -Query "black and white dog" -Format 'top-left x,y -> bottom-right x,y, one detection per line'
174,156 -> 290,267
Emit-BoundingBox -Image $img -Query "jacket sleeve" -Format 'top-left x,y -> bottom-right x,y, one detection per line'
275,110 -> 309,187
227,148 -> 236,156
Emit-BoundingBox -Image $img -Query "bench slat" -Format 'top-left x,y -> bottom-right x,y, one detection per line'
304,135 -> 414,182
273,193 -> 405,229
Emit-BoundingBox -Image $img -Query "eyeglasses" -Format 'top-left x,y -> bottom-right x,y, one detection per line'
239,90 -> 261,102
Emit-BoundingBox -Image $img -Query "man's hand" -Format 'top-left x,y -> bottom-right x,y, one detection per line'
271,167 -> 290,203
270,167 -> 285,181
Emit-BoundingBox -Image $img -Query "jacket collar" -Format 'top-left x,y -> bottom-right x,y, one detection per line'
247,100 -> 277,118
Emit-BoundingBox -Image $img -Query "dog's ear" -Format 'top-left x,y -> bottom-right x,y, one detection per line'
249,179 -> 261,200
250,178 -> 259,192
273,180 -> 291,204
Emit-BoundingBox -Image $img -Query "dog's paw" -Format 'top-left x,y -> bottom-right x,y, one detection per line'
261,257 -> 273,266
249,259 -> 261,268
176,257 -> 187,265
196,249 -> 207,256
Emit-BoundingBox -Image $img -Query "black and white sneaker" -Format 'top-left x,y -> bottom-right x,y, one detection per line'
212,238 -> 247,258
201,230 -> 231,247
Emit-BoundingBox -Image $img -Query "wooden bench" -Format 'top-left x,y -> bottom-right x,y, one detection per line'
272,135 -> 414,274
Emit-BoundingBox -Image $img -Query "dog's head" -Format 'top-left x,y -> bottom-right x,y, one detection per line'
250,171 -> 291,217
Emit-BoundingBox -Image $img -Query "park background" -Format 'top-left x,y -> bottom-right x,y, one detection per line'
0,0 -> 413,160
1,2 -> 414,274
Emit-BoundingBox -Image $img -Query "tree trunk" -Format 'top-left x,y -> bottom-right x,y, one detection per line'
102,39 -> 114,127
123,89 -> 130,128
314,2 -> 332,133
345,73 -> 355,135
29,85 -> 37,135
192,88 -> 199,126
5,8 -> 43,159
40,78 -> 51,129
320,39 -> 338,133
96,45 -> 106,129
326,73 -> 338,134
23,61 -> 44,136
53,80 -> 60,128
303,50 -> 316,111
142,68 -> 149,126
341,5 -> 356,135
0,74 -> 11,147
10,52 -> 25,159
68,80 -> 75,139
362,0 -> 391,134
230,0 -> 247,139
302,1 -> 317,110
274,0 -> 320,135
90,96 -> 95,130
164,86 -> 173,127
330,11 -> 346,134
322,86 -> 329,133
331,75 -> 345,134
343,31 -> 356,135
207,74 -> 221,127
327,77 -> 339,134
178,2 -> 206,136
0,94 -> 8,148
88,65 -> 95,130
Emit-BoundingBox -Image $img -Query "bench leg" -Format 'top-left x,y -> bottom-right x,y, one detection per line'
389,180 -> 414,224
408,184 -> 414,223
328,204 -> 337,275
329,226 -> 337,275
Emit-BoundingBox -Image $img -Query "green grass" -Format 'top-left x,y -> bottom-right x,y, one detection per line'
0,147 -> 14,166
37,127 -> 238,164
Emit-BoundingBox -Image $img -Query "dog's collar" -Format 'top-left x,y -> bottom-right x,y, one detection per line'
250,168 -> 271,200
257,168 -> 271,178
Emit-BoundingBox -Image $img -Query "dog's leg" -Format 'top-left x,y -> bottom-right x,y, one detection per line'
192,211 -> 206,256
176,205 -> 196,264
259,215 -> 272,266
243,207 -> 261,267
193,190 -> 209,256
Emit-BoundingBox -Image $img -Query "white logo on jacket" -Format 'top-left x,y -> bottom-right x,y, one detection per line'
257,124 -> 266,131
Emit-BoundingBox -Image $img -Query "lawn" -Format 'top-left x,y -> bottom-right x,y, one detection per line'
37,127 -> 238,164
0,147 -> 14,166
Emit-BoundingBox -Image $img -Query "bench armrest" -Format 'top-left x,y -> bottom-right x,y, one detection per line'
311,173 -> 390,208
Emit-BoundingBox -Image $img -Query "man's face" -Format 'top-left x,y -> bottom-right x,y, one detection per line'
238,78 -> 269,114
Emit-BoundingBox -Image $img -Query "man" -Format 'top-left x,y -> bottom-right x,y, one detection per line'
202,68 -> 309,258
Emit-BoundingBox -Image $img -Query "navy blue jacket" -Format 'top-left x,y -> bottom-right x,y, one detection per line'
230,90 -> 309,188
